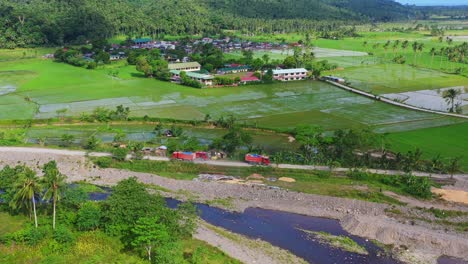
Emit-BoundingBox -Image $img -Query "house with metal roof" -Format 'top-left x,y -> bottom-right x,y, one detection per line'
133,38 -> 152,45
170,70 -> 214,86
168,62 -> 201,72
272,68 -> 308,81
217,65 -> 251,74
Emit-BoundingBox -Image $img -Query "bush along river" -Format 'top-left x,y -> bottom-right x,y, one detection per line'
87,187 -> 399,264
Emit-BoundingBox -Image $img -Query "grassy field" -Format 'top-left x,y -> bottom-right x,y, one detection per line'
387,122 -> 468,171
0,212 -> 27,236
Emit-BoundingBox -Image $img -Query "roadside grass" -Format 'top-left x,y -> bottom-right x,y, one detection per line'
95,158 -> 420,205
268,172 -> 406,205
422,207 -> 468,219
387,122 -> 468,171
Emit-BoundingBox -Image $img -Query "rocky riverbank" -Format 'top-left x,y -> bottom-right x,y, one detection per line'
0,149 -> 467,263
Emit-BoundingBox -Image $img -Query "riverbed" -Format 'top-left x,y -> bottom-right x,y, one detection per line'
88,188 -> 399,264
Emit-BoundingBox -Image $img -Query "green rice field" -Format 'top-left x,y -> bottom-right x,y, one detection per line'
387,122 -> 468,171
329,64 -> 467,94
0,57 -> 465,134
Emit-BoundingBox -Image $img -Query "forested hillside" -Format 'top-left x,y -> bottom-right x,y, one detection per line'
0,0 -> 439,48
204,0 -> 411,21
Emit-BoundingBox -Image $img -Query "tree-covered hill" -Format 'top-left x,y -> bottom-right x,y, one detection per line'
0,0 -> 450,48
203,0 -> 411,21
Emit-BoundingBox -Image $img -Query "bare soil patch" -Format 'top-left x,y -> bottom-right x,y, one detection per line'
433,188 -> 468,205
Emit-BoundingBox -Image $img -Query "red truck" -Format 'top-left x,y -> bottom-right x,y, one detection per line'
245,154 -> 270,166
172,151 -> 208,161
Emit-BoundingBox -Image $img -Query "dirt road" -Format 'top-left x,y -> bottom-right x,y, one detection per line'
1,147 -> 466,181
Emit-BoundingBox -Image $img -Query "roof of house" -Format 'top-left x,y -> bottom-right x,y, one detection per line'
240,72 -> 260,82
133,38 -> 152,43
168,62 -> 201,70
272,68 -> 308,74
170,70 -> 213,80
218,65 -> 251,72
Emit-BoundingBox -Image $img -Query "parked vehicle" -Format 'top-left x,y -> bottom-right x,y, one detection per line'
172,151 -> 209,161
245,154 -> 270,165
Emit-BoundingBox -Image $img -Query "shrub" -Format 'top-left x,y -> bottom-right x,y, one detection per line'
347,169 -> 370,181
403,175 -> 432,199
84,135 -> 100,150
76,202 -> 102,231
95,157 -> 112,168
112,148 -> 129,161
7,226 -> 50,246
60,134 -> 75,147
87,62 -> 97,69
53,226 -> 75,244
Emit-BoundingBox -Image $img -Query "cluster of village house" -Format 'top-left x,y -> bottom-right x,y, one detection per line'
54,37 -> 345,87
168,61 -> 309,86
108,37 -> 310,86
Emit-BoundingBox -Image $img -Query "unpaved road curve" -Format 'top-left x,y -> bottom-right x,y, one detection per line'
1,147 -> 467,181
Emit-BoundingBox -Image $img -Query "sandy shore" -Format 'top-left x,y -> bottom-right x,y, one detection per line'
0,149 -> 467,263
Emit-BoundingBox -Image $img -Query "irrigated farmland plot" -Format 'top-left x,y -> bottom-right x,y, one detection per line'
224,47 -> 368,61
387,122 -> 468,171
0,58 -> 465,133
330,64 -> 468,94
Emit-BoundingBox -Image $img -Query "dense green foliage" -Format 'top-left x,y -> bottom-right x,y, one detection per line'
0,0 -> 447,48
0,165 -> 211,264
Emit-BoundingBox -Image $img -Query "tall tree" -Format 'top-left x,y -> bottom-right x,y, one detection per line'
10,168 -> 41,228
442,88 -> 462,113
131,216 -> 171,262
430,47 -> 436,67
42,161 -> 67,229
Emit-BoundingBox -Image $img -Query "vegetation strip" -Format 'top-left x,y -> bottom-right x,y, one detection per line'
298,229 -> 369,255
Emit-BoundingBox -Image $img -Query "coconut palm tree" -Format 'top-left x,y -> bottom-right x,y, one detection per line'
383,40 -> 391,58
412,41 -> 418,65
430,47 -> 436,67
447,38 -> 453,45
10,168 -> 41,228
442,88 -> 462,113
372,43 -> 380,63
392,40 -> 400,55
417,43 -> 424,64
439,47 -> 446,68
401,40 -> 409,51
42,161 -> 67,229
446,157 -> 461,179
